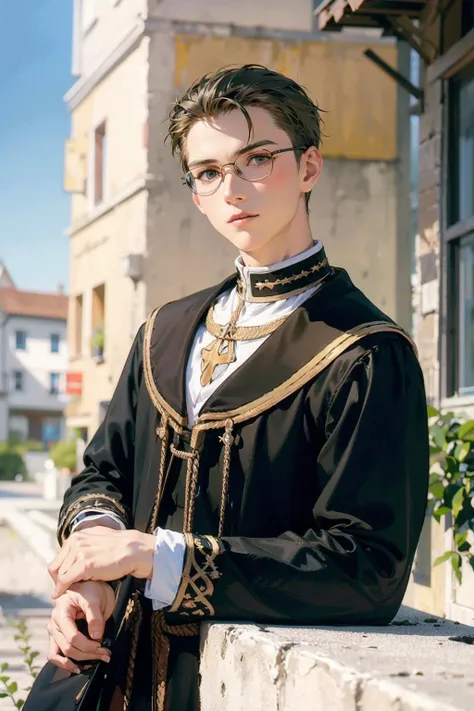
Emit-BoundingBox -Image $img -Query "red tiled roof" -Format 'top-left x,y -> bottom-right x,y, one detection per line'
0,287 -> 68,320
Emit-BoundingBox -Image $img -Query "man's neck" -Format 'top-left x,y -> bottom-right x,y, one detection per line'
239,209 -> 313,268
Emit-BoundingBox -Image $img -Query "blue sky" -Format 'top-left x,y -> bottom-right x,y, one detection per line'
0,1 -> 73,292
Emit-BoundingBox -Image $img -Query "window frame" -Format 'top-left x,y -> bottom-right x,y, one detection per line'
49,372 -> 61,396
13,371 -> 23,392
442,60 -> 474,399
50,333 -> 60,353
93,120 -> 107,206
15,330 -> 27,351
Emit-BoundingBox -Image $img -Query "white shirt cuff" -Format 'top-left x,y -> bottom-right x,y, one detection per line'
144,528 -> 186,610
70,509 -> 126,533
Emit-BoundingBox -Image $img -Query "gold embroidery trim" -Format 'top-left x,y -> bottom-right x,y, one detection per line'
143,307 -> 188,432
254,257 -> 329,291
143,315 -> 418,446
58,493 -> 129,545
169,533 -> 222,617
190,321 -> 417,441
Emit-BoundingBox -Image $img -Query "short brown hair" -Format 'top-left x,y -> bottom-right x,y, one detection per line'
166,64 -> 323,210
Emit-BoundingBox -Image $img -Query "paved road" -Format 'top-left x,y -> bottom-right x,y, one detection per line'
0,482 -> 59,710
0,524 -> 52,710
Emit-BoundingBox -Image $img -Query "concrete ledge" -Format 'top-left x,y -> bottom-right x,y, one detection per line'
200,607 -> 474,711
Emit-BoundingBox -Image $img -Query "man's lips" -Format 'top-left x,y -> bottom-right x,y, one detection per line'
227,212 -> 259,224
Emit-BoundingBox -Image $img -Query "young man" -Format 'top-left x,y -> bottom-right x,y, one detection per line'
46,65 -> 429,711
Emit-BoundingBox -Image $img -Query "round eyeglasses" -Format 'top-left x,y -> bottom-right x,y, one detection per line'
183,146 -> 308,197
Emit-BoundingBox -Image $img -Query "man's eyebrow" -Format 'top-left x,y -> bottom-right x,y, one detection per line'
187,140 -> 278,170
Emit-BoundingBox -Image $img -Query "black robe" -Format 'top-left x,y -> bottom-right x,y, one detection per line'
57,268 -> 429,711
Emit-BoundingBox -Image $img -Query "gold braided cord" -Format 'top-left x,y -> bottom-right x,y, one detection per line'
143,307 -> 188,430
205,302 -> 288,341
152,610 -> 199,711
218,419 -> 234,537
123,593 -> 143,711
187,455 -> 201,533
174,444 -> 201,533
151,610 -> 169,711
150,417 -> 170,532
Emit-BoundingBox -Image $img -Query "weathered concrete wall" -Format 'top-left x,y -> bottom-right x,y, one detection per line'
200,607 -> 474,711
412,75 -> 442,406
172,34 -> 398,161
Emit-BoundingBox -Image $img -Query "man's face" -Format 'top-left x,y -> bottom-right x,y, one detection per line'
184,107 -> 321,262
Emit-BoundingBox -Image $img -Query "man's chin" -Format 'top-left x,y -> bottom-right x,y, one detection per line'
224,230 -> 268,254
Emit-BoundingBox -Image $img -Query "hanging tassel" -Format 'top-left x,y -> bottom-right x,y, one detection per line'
218,418 -> 235,537
170,442 -> 201,532
123,592 -> 143,710
151,610 -> 199,711
149,416 -> 170,532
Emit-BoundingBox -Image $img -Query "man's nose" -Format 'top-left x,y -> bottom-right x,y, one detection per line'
222,168 -> 245,202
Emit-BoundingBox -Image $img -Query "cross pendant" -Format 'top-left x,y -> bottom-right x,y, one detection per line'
200,337 -> 236,387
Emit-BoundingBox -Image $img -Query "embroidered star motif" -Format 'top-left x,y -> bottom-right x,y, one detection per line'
254,258 -> 328,291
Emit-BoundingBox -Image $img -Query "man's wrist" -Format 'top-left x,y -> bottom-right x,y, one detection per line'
127,531 -> 156,580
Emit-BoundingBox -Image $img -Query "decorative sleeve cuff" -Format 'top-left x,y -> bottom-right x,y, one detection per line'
144,528 -> 186,610
57,494 -> 130,545
169,533 -> 223,618
70,509 -> 126,533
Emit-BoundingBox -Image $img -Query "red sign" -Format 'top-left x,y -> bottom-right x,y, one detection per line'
66,372 -> 83,396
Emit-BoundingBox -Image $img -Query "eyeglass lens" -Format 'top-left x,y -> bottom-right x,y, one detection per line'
186,149 -> 274,196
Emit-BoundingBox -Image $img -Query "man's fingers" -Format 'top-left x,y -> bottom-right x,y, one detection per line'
53,606 -> 102,655
47,634 -> 80,674
48,542 -> 70,581
51,620 -> 110,663
52,560 -> 85,599
83,601 -> 105,641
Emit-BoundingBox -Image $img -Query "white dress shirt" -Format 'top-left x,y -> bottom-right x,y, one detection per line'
72,242 -> 323,609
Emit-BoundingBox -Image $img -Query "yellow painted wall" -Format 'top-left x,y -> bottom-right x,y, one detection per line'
69,42 -> 148,224
66,44 -> 149,435
174,35 -> 397,161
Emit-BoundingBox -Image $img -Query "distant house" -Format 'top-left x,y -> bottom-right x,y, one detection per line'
0,279 -> 68,446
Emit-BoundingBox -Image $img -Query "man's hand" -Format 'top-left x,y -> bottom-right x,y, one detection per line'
47,581 -> 115,674
48,526 -> 155,599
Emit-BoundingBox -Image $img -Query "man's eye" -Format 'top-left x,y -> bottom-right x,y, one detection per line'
247,153 -> 271,166
197,169 -> 220,182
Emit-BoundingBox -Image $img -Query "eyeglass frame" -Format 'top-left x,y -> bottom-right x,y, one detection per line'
182,145 -> 309,196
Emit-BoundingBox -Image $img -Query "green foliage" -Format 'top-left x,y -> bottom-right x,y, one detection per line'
428,407 -> 474,584
0,619 -> 40,708
7,435 -> 45,454
90,321 -> 105,353
0,444 -> 27,481
22,440 -> 45,452
49,439 -> 77,472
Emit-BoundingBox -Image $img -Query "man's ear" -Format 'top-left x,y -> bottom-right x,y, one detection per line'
301,147 -> 323,193
192,192 -> 206,215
